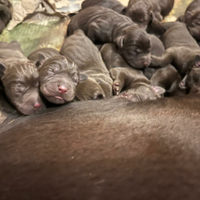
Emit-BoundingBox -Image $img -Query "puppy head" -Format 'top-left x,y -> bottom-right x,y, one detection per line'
118,83 -> 165,102
115,27 -> 151,69
0,61 -> 46,115
125,1 -> 152,29
39,56 -> 80,104
179,55 -> 200,94
75,77 -> 106,101
185,10 -> 200,41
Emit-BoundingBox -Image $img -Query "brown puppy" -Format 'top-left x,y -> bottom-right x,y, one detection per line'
0,0 -> 12,33
67,6 -> 151,69
61,29 -> 113,101
28,48 -> 61,67
81,0 -> 125,14
38,56 -> 80,104
0,41 -> 46,115
1,95 -> 200,199
101,43 -> 165,102
178,0 -> 200,43
125,0 -> 174,30
150,22 -> 200,95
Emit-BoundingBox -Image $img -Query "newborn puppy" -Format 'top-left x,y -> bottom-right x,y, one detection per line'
61,29 -> 113,101
150,22 -> 200,95
101,43 -> 165,102
0,0 -> 12,33
178,0 -> 200,43
125,0 -> 174,30
81,0 -> 125,14
38,56 -> 80,104
0,41 -> 46,115
67,6 -> 151,69
28,48 -> 60,67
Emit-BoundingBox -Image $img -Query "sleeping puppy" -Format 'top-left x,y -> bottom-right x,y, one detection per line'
100,43 -> 165,102
81,0 -> 125,14
0,41 -> 46,115
28,48 -> 60,67
150,22 -> 200,95
38,56 -> 80,104
61,29 -> 113,101
0,0 -> 12,33
125,0 -> 174,30
178,0 -> 200,43
67,6 -> 151,70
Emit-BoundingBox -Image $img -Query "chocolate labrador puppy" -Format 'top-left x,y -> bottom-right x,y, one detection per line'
101,43 -> 165,102
0,41 -> 46,115
0,0 -> 12,33
61,29 -> 113,101
150,22 -> 200,94
28,48 -> 61,67
38,55 -> 80,104
81,0 -> 125,14
1,95 -> 200,200
67,6 -> 151,69
178,0 -> 200,43
125,0 -> 174,30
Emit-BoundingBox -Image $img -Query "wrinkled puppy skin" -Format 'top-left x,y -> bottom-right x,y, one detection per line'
0,42 -> 46,115
150,22 -> 200,95
67,6 -> 151,69
0,0 -> 13,33
61,29 -> 113,101
28,48 -> 61,68
178,0 -> 200,43
39,56 -> 80,104
124,0 -> 174,31
101,43 -> 165,102
81,0 -> 125,14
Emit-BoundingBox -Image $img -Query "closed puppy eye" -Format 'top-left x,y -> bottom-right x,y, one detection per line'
11,84 -> 25,93
135,49 -> 142,54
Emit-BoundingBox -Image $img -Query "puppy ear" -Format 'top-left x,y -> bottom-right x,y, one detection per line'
186,11 -> 193,20
179,75 -> 187,89
80,73 -> 88,82
121,7 -> 127,15
152,86 -> 165,95
192,55 -> 200,68
115,36 -> 125,48
0,61 -> 6,78
35,52 -> 47,68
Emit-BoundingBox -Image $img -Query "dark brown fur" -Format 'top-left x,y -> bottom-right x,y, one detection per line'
0,0 -> 12,33
81,0 -> 125,14
0,41 -> 46,115
0,95 -> 200,199
101,43 -> 165,101
61,29 -> 113,101
150,22 -> 200,94
178,0 -> 200,43
28,48 -> 61,67
125,0 -> 174,30
67,6 -> 151,69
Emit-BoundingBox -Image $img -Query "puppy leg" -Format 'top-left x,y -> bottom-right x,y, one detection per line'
150,49 -> 175,67
110,68 -> 126,95
96,78 -> 113,98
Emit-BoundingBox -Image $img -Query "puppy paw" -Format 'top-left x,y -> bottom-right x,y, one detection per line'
113,81 -> 122,95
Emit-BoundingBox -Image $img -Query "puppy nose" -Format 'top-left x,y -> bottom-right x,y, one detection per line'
58,86 -> 68,93
142,62 -> 149,67
34,103 -> 41,109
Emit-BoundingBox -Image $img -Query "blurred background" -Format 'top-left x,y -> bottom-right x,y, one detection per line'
0,0 -> 193,56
